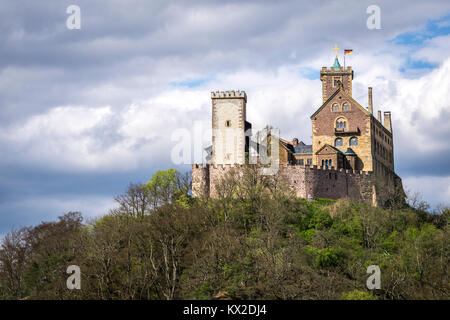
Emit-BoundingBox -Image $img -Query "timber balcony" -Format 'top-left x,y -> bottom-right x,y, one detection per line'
335,127 -> 360,135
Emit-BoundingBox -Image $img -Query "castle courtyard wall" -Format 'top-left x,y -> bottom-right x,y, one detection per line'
192,164 -> 379,206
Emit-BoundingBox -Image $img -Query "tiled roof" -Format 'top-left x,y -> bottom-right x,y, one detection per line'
280,138 -> 312,155
293,143 -> 312,155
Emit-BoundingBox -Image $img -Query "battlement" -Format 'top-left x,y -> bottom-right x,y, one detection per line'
192,163 -> 208,169
192,163 -> 247,169
193,163 -> 372,176
277,163 -> 372,175
211,90 -> 247,102
320,66 -> 352,74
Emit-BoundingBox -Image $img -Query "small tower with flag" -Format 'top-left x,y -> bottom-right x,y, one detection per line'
319,44 -> 354,102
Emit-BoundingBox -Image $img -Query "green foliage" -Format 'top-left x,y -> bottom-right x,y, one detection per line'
341,290 -> 378,300
306,247 -> 346,269
0,169 -> 448,300
144,168 -> 188,206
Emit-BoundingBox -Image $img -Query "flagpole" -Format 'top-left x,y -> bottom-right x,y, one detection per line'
344,54 -> 346,69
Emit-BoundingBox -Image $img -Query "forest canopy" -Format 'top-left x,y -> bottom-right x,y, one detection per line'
0,168 -> 448,300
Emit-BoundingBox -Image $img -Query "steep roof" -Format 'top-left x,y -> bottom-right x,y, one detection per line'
310,86 -> 371,119
293,143 -> 312,155
280,138 -> 312,155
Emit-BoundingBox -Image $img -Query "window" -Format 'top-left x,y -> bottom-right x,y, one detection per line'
225,120 -> 231,127
334,138 -> 343,146
342,102 -> 349,111
307,158 -> 312,165
332,104 -> 339,112
336,118 -> 347,131
350,137 -> 358,146
322,159 -> 332,167
297,159 -> 304,165
333,77 -> 342,87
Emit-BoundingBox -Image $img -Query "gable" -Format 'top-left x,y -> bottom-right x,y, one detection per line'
310,86 -> 370,119
315,144 -> 343,155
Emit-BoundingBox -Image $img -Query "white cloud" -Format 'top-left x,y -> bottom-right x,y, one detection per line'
403,175 -> 450,207
0,89 -> 213,171
413,34 -> 450,64
1,55 -> 449,178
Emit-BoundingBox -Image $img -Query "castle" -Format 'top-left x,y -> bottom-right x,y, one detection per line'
192,55 -> 404,207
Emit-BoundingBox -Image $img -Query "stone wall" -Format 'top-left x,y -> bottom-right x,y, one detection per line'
192,164 -> 384,207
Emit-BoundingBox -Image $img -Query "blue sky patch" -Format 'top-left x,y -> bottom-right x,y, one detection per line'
390,13 -> 449,75
299,67 -> 319,80
391,13 -> 450,46
170,76 -> 213,88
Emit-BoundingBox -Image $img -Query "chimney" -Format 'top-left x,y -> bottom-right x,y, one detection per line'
368,87 -> 373,114
292,138 -> 298,146
378,110 -> 382,123
384,111 -> 392,132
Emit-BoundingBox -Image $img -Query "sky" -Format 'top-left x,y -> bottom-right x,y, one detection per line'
0,0 -> 449,235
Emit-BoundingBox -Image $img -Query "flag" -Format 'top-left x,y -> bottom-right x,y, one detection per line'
344,49 -> 353,55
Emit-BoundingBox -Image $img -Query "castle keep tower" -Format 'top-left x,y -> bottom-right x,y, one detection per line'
320,58 -> 353,102
211,90 -> 248,165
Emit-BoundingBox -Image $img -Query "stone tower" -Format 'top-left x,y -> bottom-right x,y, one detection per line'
211,90 -> 247,165
320,57 -> 354,102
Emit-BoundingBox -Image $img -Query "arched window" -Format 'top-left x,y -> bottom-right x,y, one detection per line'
329,159 -> 332,167
321,160 -> 324,166
342,102 -> 349,111
336,118 -> 347,131
349,137 -> 358,146
332,103 -> 339,112
225,120 -> 231,127
334,138 -> 343,146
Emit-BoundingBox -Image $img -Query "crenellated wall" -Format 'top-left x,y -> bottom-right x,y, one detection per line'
192,164 -> 381,206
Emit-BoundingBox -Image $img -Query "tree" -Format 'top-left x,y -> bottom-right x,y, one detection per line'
144,169 -> 190,208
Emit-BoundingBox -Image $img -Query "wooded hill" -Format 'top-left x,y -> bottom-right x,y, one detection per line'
0,168 -> 448,300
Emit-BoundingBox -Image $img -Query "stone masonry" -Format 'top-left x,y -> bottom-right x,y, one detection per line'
192,163 -> 378,206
